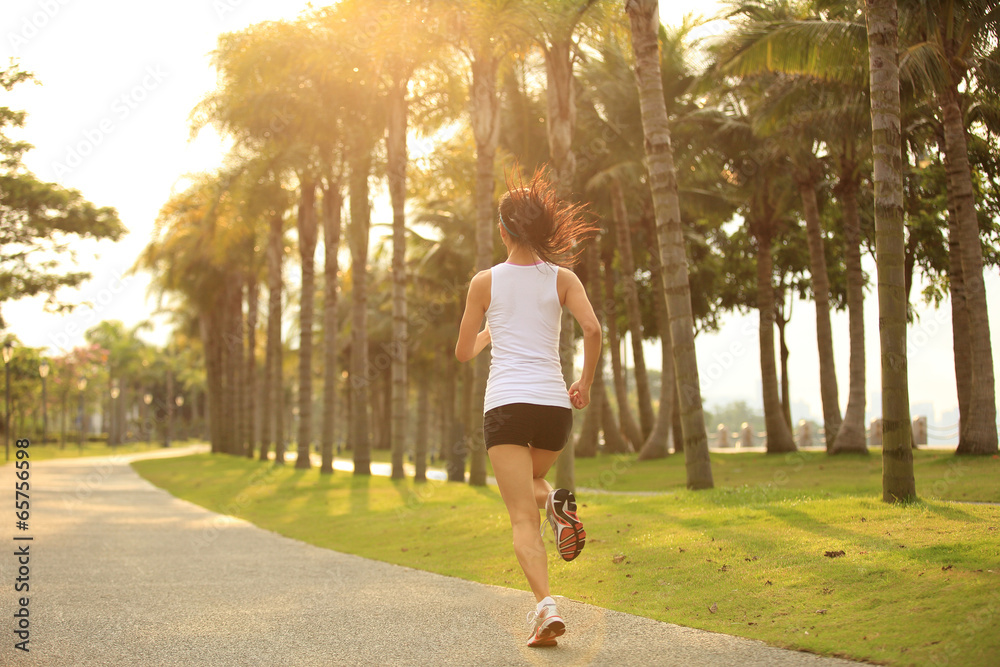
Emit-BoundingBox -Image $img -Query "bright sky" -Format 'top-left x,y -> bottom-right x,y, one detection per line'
2,0 -> 997,434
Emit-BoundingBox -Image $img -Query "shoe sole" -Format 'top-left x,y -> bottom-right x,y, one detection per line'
528,619 -> 566,647
551,490 -> 586,561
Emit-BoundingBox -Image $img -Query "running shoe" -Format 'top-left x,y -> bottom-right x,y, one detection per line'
545,488 -> 586,561
526,597 -> 565,647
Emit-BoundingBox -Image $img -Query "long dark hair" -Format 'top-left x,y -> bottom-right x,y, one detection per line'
497,166 -> 597,267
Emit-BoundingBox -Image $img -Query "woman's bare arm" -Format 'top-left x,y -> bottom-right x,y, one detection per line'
455,270 -> 492,362
559,268 -> 601,408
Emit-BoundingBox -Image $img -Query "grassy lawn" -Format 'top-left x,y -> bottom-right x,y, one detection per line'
134,452 -> 1000,666
564,448 -> 1000,502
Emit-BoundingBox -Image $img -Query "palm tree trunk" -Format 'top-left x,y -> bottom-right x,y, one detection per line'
940,87 -> 998,454
415,382 -> 429,482
263,213 -> 284,464
389,80 -> 409,480
797,178 -> 842,449
774,282 -> 793,431
831,172 -> 868,454
469,55 -> 499,488
546,34 -> 582,493
245,275 -> 258,458
203,303 -> 223,453
611,178 -> 655,438
639,260 -> 674,460
349,155 -> 372,475
865,0 -> 915,500
573,395 -> 601,458
601,386 -> 629,454
756,222 -> 796,453
571,245 -> 603,464
321,182 -> 343,475
626,0 -> 713,489
555,311 -> 577,489
444,347 -> 465,482
225,282 -> 240,455
945,184 -> 972,437
637,244 -> 669,457
234,280 -> 247,456
671,386 -> 683,453
602,252 -> 644,449
296,179 -> 318,470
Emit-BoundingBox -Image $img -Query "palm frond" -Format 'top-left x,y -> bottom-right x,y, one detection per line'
716,19 -> 868,86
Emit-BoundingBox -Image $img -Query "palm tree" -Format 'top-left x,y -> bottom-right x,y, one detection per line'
529,0 -> 602,489
865,0 -> 916,501
254,179 -> 291,464
904,0 -> 998,454
624,0 -> 713,489
197,18 -> 337,464
448,0 -> 529,486
135,173 -> 250,455
294,176 -> 318,469
371,0 -> 446,479
716,0 -> 996,455
609,175 -> 656,440
319,174 -> 343,474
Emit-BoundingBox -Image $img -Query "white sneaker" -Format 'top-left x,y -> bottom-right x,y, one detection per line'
526,596 -> 565,647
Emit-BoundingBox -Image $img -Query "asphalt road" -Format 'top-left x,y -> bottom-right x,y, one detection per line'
0,448 -> 864,666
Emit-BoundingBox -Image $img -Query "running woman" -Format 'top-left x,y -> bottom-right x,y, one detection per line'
455,169 -> 601,648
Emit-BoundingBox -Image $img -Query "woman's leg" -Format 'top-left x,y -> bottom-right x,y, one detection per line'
489,445 -> 557,602
531,447 -> 561,508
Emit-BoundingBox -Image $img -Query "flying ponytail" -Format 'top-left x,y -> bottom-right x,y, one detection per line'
497,166 -> 597,267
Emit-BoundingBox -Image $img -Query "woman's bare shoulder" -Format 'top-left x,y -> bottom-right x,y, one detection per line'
556,266 -> 581,303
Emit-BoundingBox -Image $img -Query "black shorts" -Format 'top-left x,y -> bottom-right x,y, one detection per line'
484,403 -> 574,451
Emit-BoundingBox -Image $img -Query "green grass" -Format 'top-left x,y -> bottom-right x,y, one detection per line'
134,452 -> 1000,667
563,448 -> 1000,502
14,439 -> 186,462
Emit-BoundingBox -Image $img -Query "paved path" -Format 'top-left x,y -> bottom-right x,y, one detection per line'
0,449 -> 863,666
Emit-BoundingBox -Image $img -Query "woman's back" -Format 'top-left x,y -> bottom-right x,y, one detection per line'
484,261 -> 572,413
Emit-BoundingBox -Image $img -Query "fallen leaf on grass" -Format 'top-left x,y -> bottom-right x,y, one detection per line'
709,603 -> 718,613
612,554 -> 626,564
678,547 -> 686,553
744,556 -> 758,562
815,609 -> 828,614
719,565 -> 729,572
401,547 -> 409,552
824,550 -> 846,558
765,580 -> 773,586
942,564 -> 953,571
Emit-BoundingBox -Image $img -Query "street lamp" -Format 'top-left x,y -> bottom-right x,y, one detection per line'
142,392 -> 152,444
77,377 -> 87,453
174,395 -> 184,441
39,361 -> 50,445
3,342 -> 13,462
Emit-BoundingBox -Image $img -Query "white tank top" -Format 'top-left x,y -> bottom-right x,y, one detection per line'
484,261 -> 573,413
